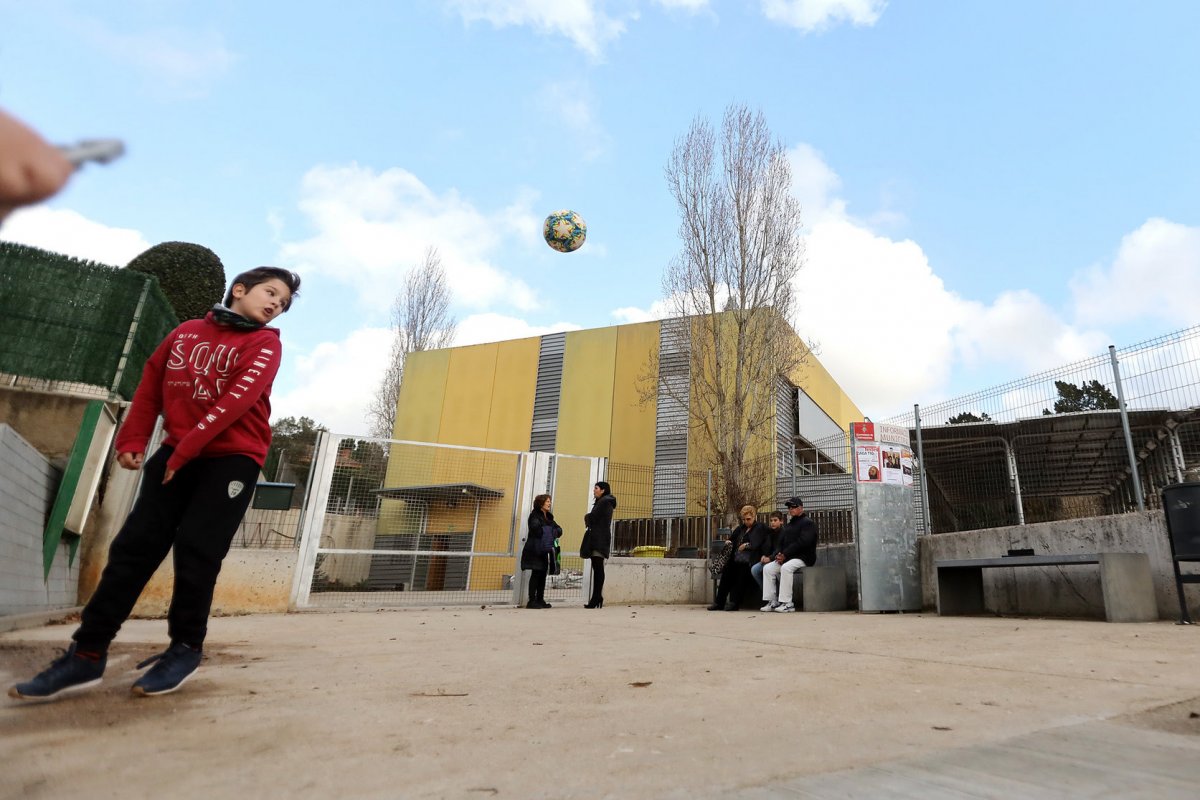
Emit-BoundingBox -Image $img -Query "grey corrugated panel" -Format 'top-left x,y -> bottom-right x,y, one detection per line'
530,332 -> 566,452
653,321 -> 690,516
790,473 -> 856,510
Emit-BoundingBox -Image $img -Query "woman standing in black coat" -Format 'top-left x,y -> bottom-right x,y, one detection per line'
522,494 -> 559,609
581,481 -> 616,609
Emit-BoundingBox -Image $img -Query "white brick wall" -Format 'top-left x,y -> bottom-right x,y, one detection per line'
0,424 -> 79,614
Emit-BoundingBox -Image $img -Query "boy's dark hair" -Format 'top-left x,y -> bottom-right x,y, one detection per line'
224,266 -> 302,311
769,511 -> 785,522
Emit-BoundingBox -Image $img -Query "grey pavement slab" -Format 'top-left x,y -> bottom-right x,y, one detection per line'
1,606 -> 1198,798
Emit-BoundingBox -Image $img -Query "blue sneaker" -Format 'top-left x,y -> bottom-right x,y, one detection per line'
131,642 -> 202,696
8,643 -> 106,701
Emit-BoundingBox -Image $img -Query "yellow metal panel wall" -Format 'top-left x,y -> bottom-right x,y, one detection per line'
555,327 -> 618,457
484,337 -> 540,451
385,351 -> 452,502
609,322 -> 659,467
393,349 -> 451,442
439,344 -> 500,447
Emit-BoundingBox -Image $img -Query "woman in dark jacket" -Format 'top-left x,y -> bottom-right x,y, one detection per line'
522,494 -> 559,609
581,481 -> 616,608
709,505 -> 768,611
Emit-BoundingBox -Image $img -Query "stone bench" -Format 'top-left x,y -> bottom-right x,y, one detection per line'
791,564 -> 848,612
935,552 -> 1156,623
720,563 -> 848,611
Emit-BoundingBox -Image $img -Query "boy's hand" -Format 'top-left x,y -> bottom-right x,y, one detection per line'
117,452 -> 144,470
162,468 -> 175,484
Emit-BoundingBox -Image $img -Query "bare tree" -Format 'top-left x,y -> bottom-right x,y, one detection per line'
366,247 -> 457,438
655,104 -> 806,516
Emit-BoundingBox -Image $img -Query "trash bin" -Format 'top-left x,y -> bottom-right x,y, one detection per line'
1160,482 -> 1200,624
675,546 -> 699,559
252,482 -> 295,510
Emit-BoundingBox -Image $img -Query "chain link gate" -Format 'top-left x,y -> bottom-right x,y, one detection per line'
290,433 -> 604,609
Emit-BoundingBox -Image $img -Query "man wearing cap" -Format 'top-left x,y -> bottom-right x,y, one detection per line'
761,497 -> 818,612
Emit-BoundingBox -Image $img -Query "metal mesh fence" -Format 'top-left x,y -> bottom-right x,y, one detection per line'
295,436 -> 601,608
607,461 -> 715,556
0,242 -> 178,400
231,507 -> 302,549
888,324 -> 1200,533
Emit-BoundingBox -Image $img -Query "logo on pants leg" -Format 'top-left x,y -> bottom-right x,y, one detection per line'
227,480 -> 245,499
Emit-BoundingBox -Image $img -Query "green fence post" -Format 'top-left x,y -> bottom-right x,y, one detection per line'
43,400 -> 104,579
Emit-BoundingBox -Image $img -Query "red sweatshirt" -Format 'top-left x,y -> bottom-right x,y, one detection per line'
114,312 -> 283,473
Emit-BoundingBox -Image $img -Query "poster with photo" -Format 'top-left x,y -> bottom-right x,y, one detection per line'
901,449 -> 914,487
881,445 -> 904,485
855,444 -> 881,483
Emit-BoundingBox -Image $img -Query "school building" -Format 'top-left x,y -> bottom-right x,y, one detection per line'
388,312 -> 864,517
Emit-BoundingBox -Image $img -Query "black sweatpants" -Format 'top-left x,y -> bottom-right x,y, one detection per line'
74,446 -> 259,651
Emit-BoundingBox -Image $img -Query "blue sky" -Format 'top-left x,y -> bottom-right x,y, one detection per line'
3,0 -> 1198,433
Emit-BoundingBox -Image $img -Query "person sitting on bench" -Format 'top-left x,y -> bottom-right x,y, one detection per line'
762,497 -> 818,613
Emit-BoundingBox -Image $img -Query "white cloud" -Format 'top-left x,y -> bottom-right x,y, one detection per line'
278,164 -> 540,314
787,143 -> 846,223
75,19 -> 236,98
447,0 -> 626,58
272,326 -> 394,435
0,206 -> 151,266
954,290 -> 1108,372
455,313 -> 581,346
541,82 -> 611,161
761,0 -> 887,32
654,0 -> 711,11
1070,218 -> 1200,328
784,144 -> 1108,417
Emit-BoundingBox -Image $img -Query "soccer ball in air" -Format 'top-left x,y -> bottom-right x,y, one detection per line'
543,210 -> 587,253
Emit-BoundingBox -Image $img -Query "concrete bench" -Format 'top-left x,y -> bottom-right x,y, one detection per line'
935,553 -> 1156,623
792,564 -> 847,612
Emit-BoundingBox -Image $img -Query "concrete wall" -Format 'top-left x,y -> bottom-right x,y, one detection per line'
130,548 -> 295,617
0,386 -> 91,466
604,543 -> 860,608
604,557 -> 711,604
0,424 -> 78,614
917,511 -> 1199,620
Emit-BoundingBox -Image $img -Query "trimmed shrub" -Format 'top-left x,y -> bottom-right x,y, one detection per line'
127,241 -> 226,321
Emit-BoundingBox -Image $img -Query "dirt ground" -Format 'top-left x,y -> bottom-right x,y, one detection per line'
1,605 -> 1198,799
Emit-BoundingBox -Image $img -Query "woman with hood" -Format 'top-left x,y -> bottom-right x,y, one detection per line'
581,481 -> 616,608
521,494 -> 559,608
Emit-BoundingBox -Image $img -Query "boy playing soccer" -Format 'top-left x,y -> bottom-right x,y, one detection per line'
9,266 -> 301,700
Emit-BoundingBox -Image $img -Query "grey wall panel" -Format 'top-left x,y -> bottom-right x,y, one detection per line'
653,320 -> 689,517
530,332 -> 566,452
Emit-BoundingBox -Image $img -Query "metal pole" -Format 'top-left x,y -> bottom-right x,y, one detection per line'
913,405 -> 932,535
706,469 -> 712,544
1109,345 -> 1145,511
109,278 -> 152,399
1169,428 -> 1185,484
1002,438 -> 1026,525
790,444 -> 797,499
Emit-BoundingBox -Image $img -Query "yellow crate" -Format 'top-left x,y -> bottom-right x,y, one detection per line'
631,546 -> 667,558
